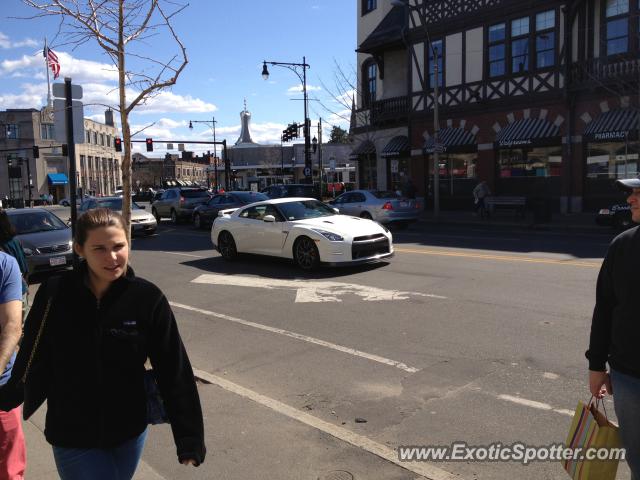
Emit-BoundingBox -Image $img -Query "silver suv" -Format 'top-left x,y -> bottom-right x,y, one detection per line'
151,188 -> 210,224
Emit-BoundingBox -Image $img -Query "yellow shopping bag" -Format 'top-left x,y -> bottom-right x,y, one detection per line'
563,398 -> 622,480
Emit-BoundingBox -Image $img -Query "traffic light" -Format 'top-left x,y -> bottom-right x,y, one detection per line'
114,137 -> 122,152
145,138 -> 153,152
32,146 -> 39,158
289,123 -> 298,138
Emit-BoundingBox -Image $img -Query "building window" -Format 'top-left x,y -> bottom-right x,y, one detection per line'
511,17 -> 530,73
100,133 -> 105,146
498,147 -> 562,177
40,124 -> 54,139
106,135 -> 111,147
488,23 -> 506,77
362,59 -> 377,107
428,39 -> 443,88
362,0 -> 376,15
535,10 -> 556,68
5,124 -> 19,139
93,132 -> 98,144
604,0 -> 629,55
86,131 -> 91,143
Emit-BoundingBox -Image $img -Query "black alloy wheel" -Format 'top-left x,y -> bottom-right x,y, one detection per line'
294,236 -> 320,270
170,209 -> 179,225
360,211 -> 372,220
218,231 -> 238,260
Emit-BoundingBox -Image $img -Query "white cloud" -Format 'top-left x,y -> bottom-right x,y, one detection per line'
0,32 -> 39,49
287,84 -> 322,95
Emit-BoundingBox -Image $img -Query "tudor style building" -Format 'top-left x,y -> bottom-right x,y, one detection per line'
354,0 -> 639,212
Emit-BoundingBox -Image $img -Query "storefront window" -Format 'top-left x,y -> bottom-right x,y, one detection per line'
586,141 -> 638,178
498,146 -> 562,177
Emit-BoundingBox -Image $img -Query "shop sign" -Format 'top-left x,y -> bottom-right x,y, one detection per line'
498,139 -> 533,147
390,159 -> 399,173
592,131 -> 628,141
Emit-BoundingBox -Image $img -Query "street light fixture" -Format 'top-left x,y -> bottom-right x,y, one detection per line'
391,0 -> 441,220
261,58 -> 313,184
189,117 -> 218,190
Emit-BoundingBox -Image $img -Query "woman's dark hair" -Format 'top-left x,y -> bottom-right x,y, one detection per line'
0,209 -> 16,243
74,208 -> 127,247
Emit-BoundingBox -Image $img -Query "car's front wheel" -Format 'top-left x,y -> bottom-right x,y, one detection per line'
218,231 -> 238,261
170,209 -> 179,225
194,213 -> 203,230
294,236 -> 320,271
360,211 -> 372,220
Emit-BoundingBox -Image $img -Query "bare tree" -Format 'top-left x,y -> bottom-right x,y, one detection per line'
22,0 -> 188,243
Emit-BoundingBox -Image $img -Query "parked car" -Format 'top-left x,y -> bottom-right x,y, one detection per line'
151,187 -> 210,224
260,184 -> 321,201
58,195 -> 87,206
192,191 -> 268,229
152,189 -> 165,202
6,208 -> 73,274
211,197 -> 393,270
79,196 -> 157,236
132,190 -> 156,203
330,190 -> 422,227
596,203 -> 633,230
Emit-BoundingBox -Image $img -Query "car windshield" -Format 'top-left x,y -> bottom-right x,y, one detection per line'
278,200 -> 336,221
95,199 -> 142,210
10,211 -> 67,234
371,191 -> 400,199
181,190 -> 210,198
235,192 -> 268,203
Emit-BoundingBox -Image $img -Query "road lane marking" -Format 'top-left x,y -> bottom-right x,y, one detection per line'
170,301 -> 420,373
160,251 -> 204,258
497,394 -> 574,417
191,273 -> 446,303
394,248 -> 601,268
192,368 -> 458,480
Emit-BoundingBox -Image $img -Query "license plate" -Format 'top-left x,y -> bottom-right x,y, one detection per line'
49,256 -> 66,266
399,202 -> 408,208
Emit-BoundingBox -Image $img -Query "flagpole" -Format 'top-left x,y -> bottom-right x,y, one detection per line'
44,38 -> 52,108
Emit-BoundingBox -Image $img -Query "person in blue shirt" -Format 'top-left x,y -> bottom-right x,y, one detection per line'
0,209 -> 29,319
0,252 -> 27,477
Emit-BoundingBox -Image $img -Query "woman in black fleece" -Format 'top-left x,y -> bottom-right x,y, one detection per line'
0,208 -> 205,479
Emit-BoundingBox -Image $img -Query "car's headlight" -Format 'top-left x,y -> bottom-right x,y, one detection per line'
23,247 -> 34,256
311,229 -> 344,241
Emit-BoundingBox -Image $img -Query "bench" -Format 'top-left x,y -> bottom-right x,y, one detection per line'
485,196 -> 526,217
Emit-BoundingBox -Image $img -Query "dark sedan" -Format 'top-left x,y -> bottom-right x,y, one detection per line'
6,208 -> 73,274
192,191 -> 268,229
596,203 -> 634,230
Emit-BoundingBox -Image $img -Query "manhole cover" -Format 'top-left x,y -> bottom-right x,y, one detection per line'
319,471 -> 354,480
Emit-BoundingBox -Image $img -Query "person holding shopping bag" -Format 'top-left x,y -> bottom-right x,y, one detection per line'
0,208 -> 205,479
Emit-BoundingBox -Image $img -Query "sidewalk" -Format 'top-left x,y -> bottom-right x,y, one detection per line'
416,208 -> 611,235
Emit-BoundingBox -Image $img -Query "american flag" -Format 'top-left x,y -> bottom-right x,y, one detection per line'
44,46 -> 60,79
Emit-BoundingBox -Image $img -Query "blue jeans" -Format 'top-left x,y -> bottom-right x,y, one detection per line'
611,369 -> 640,480
53,429 -> 147,480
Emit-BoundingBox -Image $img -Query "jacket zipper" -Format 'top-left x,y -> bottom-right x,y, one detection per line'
96,296 -> 105,445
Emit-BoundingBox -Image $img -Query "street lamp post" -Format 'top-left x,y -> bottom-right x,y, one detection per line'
189,117 -> 218,190
392,0 -> 440,220
261,58 -> 312,184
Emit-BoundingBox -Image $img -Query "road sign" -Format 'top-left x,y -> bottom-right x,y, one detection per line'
52,82 -> 83,99
304,166 -> 312,177
53,99 -> 85,145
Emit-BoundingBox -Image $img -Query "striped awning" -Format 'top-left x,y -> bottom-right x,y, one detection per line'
584,109 -> 638,141
349,140 -> 376,160
496,118 -> 560,147
424,128 -> 476,153
380,136 -> 409,157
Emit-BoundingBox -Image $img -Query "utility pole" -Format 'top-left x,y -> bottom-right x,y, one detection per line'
318,118 -> 323,199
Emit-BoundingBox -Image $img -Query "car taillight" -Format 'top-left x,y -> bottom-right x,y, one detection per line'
180,196 -> 185,204
415,202 -> 421,209
382,201 -> 393,210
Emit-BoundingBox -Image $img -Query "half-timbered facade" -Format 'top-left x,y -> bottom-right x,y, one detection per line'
354,0 -> 640,212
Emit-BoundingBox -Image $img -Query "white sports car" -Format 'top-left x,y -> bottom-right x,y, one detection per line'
211,197 -> 394,270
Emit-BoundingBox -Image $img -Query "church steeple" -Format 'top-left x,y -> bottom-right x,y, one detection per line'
235,99 -> 258,147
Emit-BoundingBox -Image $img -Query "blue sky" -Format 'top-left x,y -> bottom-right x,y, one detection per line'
1,0 -> 356,155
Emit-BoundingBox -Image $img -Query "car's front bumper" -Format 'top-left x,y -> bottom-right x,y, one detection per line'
325,251 -> 394,266
26,251 -> 74,273
318,234 -> 394,265
131,219 -> 157,235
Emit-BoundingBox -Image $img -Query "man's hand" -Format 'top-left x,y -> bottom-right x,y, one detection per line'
589,370 -> 612,398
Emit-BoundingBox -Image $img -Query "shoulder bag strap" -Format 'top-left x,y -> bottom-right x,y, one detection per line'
21,276 -> 60,382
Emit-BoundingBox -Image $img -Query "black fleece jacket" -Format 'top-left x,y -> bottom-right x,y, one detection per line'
1,263 -> 205,465
586,226 -> 640,379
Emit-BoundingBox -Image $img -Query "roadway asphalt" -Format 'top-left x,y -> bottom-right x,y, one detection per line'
21,209 -> 631,480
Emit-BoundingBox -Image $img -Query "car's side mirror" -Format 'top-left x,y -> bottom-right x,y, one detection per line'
332,208 -> 339,214
263,215 -> 276,223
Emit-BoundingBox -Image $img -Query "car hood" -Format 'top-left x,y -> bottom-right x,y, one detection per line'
292,215 -> 387,236
130,209 -> 155,221
16,228 -> 72,250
